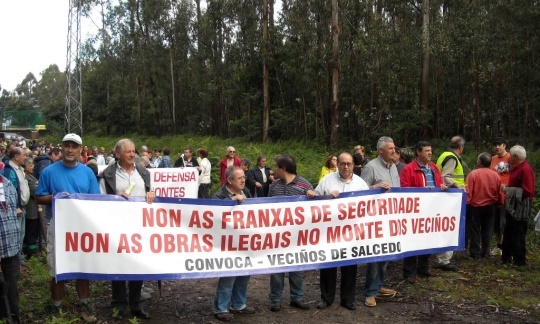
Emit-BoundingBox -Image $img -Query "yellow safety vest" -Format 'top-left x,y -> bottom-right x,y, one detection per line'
436,151 -> 465,187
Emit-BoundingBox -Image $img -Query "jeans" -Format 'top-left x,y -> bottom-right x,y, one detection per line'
269,272 -> 304,302
213,275 -> 250,313
0,255 -> 20,323
364,261 -> 388,297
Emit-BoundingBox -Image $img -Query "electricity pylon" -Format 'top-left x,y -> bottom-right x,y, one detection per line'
65,0 -> 83,135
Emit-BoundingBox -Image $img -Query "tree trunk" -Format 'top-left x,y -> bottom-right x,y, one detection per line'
420,0 -> 430,137
262,0 -> 270,142
330,0 -> 339,150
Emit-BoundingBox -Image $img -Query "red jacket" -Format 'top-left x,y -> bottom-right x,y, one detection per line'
220,156 -> 242,185
400,160 -> 443,188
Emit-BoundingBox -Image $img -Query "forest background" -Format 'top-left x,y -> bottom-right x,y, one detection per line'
0,0 -> 538,152
1,2 -> 540,321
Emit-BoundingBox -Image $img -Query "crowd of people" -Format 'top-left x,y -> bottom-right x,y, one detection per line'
209,135 -> 534,321
0,133 -> 534,323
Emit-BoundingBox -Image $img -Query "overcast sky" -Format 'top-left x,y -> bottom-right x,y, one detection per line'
0,1 -> 280,93
0,0 -> 72,92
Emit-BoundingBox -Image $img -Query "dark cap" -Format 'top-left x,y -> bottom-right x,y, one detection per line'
493,136 -> 506,145
155,149 -> 161,153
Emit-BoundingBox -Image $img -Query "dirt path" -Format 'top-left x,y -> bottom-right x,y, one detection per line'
82,260 -> 538,323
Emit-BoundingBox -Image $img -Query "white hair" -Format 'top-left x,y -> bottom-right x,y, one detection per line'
377,136 -> 394,150
510,145 -> 527,160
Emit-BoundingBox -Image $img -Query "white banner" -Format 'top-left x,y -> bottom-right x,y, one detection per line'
53,188 -> 466,281
148,167 -> 199,198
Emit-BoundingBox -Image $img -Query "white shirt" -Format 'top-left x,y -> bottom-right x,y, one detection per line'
96,154 -> 106,166
314,172 -> 369,195
152,156 -> 162,168
199,158 -> 211,184
99,163 -> 146,196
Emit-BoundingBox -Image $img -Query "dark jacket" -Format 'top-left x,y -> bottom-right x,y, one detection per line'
247,166 -> 272,197
100,163 -> 151,195
505,187 -> 531,222
174,157 -> 199,168
33,154 -> 54,179
212,185 -> 252,200
25,174 -> 38,220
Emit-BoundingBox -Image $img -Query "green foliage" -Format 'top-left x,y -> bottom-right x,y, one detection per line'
14,133 -> 540,322
3,1 -> 540,149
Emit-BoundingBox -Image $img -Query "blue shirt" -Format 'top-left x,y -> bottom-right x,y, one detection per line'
36,162 -> 100,196
0,175 -> 21,258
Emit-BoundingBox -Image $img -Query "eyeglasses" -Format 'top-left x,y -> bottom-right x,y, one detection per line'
229,151 -> 236,153
339,162 -> 353,167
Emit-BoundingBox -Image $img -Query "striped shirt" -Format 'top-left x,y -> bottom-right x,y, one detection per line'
269,175 -> 313,197
418,162 -> 435,187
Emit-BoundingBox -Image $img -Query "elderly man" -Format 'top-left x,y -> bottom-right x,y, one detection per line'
36,134 -> 100,321
247,155 -> 274,198
360,137 -> 399,307
92,146 -> 105,166
400,141 -> 446,284
212,166 -> 255,322
501,145 -> 535,266
219,147 -> 242,185
307,152 -> 370,311
466,153 -> 502,259
0,174 -> 22,323
2,147 -> 30,262
100,139 -> 155,320
267,154 -> 312,312
140,145 -> 148,154
435,136 -> 467,272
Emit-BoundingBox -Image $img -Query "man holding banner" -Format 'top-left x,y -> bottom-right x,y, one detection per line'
360,137 -> 399,307
267,154 -> 312,312
212,166 -> 255,322
400,141 -> 446,284
307,152 -> 369,311
99,139 -> 155,320
36,134 -> 100,322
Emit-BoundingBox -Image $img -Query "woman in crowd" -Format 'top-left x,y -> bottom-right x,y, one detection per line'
197,148 -> 211,199
23,157 -> 40,259
319,154 -> 337,182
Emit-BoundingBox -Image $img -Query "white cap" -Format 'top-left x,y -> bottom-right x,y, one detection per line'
62,133 -> 82,145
